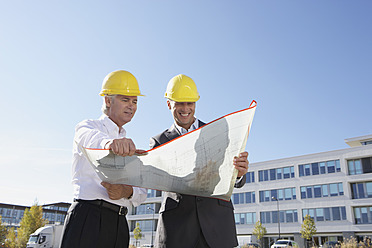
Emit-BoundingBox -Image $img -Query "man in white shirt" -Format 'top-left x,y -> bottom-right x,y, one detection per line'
149,74 -> 249,248
60,70 -> 147,248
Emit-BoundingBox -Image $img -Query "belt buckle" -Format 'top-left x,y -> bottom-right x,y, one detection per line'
119,206 -> 127,216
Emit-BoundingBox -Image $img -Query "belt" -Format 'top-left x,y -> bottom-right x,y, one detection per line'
75,199 -> 128,216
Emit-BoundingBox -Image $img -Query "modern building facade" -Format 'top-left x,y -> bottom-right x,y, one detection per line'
0,202 -> 70,230
126,134 -> 372,247
233,134 -> 372,247
127,189 -> 162,246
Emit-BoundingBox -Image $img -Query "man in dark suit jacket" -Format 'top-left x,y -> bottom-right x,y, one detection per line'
150,74 -> 249,248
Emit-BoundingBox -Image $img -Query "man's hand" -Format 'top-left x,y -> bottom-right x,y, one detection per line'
234,151 -> 249,178
101,182 -> 133,200
106,138 -> 137,156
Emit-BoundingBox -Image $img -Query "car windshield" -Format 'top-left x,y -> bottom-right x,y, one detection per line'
326,241 -> 337,245
276,241 -> 290,244
28,235 -> 39,243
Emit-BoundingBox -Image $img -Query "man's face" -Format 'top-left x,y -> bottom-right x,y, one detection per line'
168,100 -> 196,130
106,95 -> 137,127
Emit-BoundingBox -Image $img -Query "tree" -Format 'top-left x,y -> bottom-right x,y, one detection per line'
5,228 -> 17,248
6,203 -> 47,248
18,204 -> 48,247
252,220 -> 267,247
133,222 -> 142,247
300,214 -> 317,248
0,216 -> 7,246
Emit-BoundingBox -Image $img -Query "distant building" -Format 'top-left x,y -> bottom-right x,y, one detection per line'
127,189 -> 162,246
125,134 -> 372,247
0,202 -> 70,230
233,134 -> 372,247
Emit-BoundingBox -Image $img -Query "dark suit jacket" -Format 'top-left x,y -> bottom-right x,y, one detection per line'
150,120 -> 246,248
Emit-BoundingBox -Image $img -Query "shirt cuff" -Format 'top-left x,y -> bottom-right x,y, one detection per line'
130,187 -> 148,207
236,176 -> 243,184
100,139 -> 113,149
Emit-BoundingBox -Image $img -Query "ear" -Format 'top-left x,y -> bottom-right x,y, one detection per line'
105,96 -> 112,107
167,100 -> 172,110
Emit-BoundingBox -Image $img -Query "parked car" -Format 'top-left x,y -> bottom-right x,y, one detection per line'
246,242 -> 261,248
321,241 -> 340,247
271,239 -> 299,248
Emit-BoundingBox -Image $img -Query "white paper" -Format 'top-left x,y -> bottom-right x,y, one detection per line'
82,101 -> 257,201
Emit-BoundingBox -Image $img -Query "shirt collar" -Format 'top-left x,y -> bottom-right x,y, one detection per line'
100,115 -> 126,138
174,118 -> 199,135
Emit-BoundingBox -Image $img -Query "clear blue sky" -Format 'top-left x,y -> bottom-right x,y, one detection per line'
0,1 -> 371,206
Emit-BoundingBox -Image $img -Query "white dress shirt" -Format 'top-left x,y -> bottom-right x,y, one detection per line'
72,115 -> 147,207
174,117 -> 200,135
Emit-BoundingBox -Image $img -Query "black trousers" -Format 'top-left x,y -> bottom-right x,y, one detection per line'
60,200 -> 129,248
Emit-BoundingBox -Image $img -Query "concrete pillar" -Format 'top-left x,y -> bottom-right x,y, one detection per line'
294,233 -> 305,248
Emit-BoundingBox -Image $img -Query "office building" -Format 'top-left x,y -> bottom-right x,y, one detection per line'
233,134 -> 372,247
0,202 -> 70,230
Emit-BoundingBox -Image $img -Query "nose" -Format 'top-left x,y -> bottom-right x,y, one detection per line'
180,103 -> 188,111
127,101 -> 135,109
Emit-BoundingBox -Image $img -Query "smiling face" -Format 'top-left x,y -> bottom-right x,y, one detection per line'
106,95 -> 137,127
167,100 -> 196,130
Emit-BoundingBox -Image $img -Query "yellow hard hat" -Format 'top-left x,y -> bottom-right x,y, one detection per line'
99,70 -> 144,96
164,74 -> 200,102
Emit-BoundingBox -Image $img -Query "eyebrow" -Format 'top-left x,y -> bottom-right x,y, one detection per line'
120,96 -> 137,100
123,97 -> 138,103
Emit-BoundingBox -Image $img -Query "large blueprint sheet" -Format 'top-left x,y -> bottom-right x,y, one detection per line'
83,101 -> 257,201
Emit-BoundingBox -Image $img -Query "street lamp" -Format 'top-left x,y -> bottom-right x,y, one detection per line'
147,206 -> 155,247
272,196 -> 281,240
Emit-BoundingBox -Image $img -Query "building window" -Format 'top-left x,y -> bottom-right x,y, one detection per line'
303,207 -> 346,222
260,210 -> 298,224
319,162 -> 326,174
245,172 -> 255,184
147,189 -> 162,198
232,192 -> 255,205
301,183 -> 343,199
314,185 -> 322,198
351,182 -> 372,199
131,220 -> 156,232
133,203 -> 157,215
322,184 -> 328,197
307,186 -> 313,198
259,188 -> 296,202
259,166 -> 294,182
283,167 -> 290,179
299,159 -> 340,177
301,187 -> 306,199
330,184 -> 339,196
348,157 -> 372,175
245,192 -> 255,203
354,206 -> 372,224
316,208 -> 324,221
234,212 -> 256,225
311,163 -> 319,175
276,168 -> 282,179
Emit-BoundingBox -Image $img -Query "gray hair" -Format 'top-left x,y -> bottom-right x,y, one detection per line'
101,95 -> 116,115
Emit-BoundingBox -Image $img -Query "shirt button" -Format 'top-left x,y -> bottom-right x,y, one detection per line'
196,197 -> 202,202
